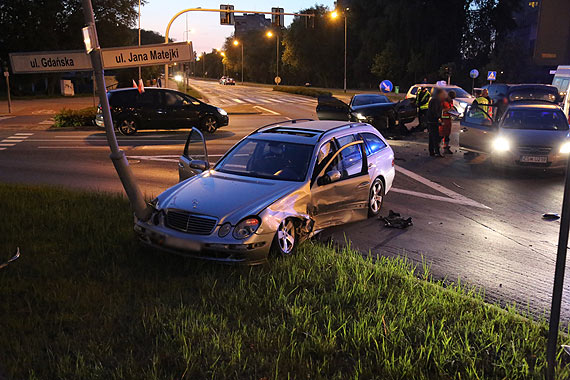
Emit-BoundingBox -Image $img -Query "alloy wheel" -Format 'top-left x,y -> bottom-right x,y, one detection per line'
203,116 -> 217,133
277,219 -> 296,255
119,119 -> 136,135
369,180 -> 384,215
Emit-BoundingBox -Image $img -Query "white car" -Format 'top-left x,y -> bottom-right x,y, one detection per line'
406,84 -> 474,118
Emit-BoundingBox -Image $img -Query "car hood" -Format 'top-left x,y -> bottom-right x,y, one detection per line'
157,171 -> 304,224
351,103 -> 394,115
454,97 -> 473,105
499,128 -> 570,148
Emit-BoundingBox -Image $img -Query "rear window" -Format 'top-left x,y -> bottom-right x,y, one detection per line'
508,88 -> 558,103
361,132 -> 387,155
109,90 -> 136,106
352,95 -> 390,106
502,109 -> 569,131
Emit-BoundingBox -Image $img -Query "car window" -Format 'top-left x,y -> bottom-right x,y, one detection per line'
312,140 -> 338,183
216,138 -> 313,181
502,109 -> 569,131
410,87 -> 418,95
361,133 -> 387,155
335,135 -> 363,178
109,90 -> 136,106
352,95 -> 390,106
465,105 -> 493,126
164,91 -> 186,106
136,91 -> 157,106
508,89 -> 558,103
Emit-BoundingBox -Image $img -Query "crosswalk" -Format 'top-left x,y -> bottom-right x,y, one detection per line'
0,133 -> 33,151
212,94 -> 317,106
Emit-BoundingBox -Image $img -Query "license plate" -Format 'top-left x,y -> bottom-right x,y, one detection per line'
520,155 -> 548,163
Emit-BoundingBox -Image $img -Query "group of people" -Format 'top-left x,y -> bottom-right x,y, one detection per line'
416,87 -> 457,157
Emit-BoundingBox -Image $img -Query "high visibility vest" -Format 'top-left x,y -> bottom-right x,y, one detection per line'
418,91 -> 430,110
475,96 -> 489,115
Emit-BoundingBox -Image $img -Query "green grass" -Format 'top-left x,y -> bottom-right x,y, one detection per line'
53,107 -> 97,128
177,82 -> 205,100
1,183 -> 569,379
273,85 -> 333,98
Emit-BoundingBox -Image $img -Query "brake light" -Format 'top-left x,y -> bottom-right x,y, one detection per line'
392,159 -> 395,167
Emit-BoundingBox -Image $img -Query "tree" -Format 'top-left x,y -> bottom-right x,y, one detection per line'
222,30 -> 276,84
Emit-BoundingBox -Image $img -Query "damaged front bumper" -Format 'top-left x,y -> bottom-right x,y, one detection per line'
134,220 -> 273,265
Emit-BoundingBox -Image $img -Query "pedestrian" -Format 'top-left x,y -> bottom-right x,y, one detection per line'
440,90 -> 455,155
427,88 -> 446,157
472,88 -> 490,118
416,86 -> 431,130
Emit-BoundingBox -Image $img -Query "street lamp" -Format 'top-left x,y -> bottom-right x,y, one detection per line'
266,30 -> 280,84
233,39 -> 244,84
330,8 -> 348,93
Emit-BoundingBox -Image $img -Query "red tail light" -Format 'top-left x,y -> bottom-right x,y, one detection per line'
392,159 -> 395,167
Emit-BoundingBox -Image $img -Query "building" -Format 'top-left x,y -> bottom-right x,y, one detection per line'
533,0 -> 570,66
234,14 -> 271,37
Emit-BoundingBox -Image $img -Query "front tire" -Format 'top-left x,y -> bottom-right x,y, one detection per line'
118,118 -> 137,136
368,178 -> 384,217
270,219 -> 297,257
201,115 -> 218,133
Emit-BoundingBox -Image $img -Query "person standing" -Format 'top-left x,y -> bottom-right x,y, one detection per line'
440,90 -> 455,154
416,87 -> 431,130
427,88 -> 446,157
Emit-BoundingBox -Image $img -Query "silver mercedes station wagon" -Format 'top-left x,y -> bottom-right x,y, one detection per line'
135,119 -> 395,264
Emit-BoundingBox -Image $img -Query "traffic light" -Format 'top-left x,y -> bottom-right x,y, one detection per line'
220,4 -> 235,25
271,7 -> 284,27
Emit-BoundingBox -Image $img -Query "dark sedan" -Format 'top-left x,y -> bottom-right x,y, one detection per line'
96,88 -> 229,135
316,94 -> 416,133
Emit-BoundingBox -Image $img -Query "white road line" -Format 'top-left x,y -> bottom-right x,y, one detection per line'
6,135 -> 29,139
0,143 -> 16,147
38,120 -> 53,125
1,139 -> 21,143
253,106 -> 280,115
395,165 -> 490,209
0,116 -> 15,122
14,133 -> 33,136
0,148 -> 6,151
233,98 -> 245,104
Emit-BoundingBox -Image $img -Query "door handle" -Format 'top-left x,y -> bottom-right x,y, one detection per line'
178,162 -> 184,168
357,181 -> 370,189
368,163 -> 374,168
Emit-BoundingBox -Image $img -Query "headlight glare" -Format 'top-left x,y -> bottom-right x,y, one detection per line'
354,113 -> 367,121
560,142 -> 570,154
492,137 -> 510,152
232,216 -> 261,240
217,108 -> 228,116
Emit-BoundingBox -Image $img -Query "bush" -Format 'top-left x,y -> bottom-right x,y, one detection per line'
53,107 -> 97,128
273,85 -> 332,98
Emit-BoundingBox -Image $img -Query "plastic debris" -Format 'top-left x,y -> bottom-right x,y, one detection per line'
381,210 -> 413,229
0,247 -> 20,270
542,213 -> 561,221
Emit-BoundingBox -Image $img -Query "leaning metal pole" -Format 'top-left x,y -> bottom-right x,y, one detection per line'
81,0 -> 151,221
547,149 -> 570,379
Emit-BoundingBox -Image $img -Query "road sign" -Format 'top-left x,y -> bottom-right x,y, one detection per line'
470,69 -> 479,79
274,76 -> 282,85
9,50 -> 92,73
272,7 -> 285,27
220,4 -> 235,25
379,80 -> 393,93
487,71 -> 497,81
100,42 -> 193,69
3,72 -> 8,77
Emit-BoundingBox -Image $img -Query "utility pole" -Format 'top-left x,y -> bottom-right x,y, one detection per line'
138,0 -> 141,80
3,68 -> 11,114
343,13 -> 347,93
81,0 -> 150,221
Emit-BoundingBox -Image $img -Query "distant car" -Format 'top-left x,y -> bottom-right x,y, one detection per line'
406,84 -> 474,118
224,77 -> 236,85
219,76 -> 227,85
460,101 -> 570,169
483,83 -> 561,105
95,88 -> 228,135
316,94 -> 417,132
135,119 -> 396,264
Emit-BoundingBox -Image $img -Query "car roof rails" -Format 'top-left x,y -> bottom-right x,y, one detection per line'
254,118 -> 314,133
316,122 -> 366,141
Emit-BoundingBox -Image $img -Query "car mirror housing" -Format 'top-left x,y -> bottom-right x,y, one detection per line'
318,170 -> 341,186
189,159 -> 209,171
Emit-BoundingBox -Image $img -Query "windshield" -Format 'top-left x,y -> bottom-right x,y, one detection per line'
502,109 -> 569,131
352,95 -> 390,106
439,87 -> 472,98
508,89 -> 558,103
215,138 -> 314,181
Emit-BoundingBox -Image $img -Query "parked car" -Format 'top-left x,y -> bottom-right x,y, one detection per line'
406,84 -> 474,118
224,77 -> 236,85
483,83 -> 561,105
460,101 -> 570,169
135,119 -> 396,264
316,94 -> 416,133
219,76 -> 227,84
95,88 -> 229,135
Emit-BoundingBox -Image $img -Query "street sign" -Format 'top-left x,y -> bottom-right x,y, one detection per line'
220,4 -> 235,25
487,71 -> 497,81
9,50 -> 92,73
274,76 -> 282,85
3,72 -> 8,77
470,69 -> 479,79
379,79 -> 393,93
100,42 -> 193,69
272,7 -> 285,27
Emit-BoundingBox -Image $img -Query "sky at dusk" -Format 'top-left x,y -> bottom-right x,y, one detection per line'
139,1 -> 335,54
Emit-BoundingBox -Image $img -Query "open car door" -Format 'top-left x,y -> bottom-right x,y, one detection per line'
460,104 -> 498,153
178,127 -> 209,182
393,98 -> 417,124
316,96 -> 350,121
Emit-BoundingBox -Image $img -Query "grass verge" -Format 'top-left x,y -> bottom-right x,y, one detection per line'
177,82 -> 205,100
273,85 -> 333,98
1,184 -> 569,379
53,107 -> 97,128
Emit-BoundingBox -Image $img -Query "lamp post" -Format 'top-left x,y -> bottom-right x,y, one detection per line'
330,9 -> 348,93
233,39 -> 244,84
137,0 -> 141,80
266,30 -> 280,83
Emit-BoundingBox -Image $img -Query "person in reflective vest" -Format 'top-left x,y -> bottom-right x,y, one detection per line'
440,90 -> 455,154
472,89 -> 490,118
417,87 -> 431,130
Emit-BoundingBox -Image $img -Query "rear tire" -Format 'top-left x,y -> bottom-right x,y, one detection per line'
201,115 -> 218,133
368,178 -> 384,217
270,219 -> 297,257
118,118 -> 137,136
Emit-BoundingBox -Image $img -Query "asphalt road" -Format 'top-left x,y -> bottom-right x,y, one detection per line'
0,78 -> 568,322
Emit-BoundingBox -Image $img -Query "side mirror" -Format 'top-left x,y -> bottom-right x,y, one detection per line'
189,159 -> 209,171
317,170 -> 341,186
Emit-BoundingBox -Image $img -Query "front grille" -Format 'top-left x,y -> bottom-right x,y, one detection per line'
165,209 -> 217,235
518,146 -> 552,155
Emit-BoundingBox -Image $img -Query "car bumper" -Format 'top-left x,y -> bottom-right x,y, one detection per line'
134,220 -> 272,264
95,114 -> 104,128
218,115 -> 229,127
490,151 -> 568,170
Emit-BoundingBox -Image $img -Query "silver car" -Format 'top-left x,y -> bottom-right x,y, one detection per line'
135,119 -> 396,264
460,102 -> 570,169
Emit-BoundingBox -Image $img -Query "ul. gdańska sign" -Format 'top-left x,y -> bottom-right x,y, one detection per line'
9,42 -> 193,73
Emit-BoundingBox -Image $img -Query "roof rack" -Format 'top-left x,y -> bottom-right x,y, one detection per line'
253,118 -> 314,133
316,122 -> 366,141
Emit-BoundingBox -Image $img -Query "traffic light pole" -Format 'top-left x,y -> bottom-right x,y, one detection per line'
81,0 -> 151,221
163,8 -> 314,89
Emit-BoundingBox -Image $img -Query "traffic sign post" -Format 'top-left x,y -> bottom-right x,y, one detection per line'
274,76 -> 281,85
3,69 -> 11,114
487,70 -> 497,85
379,79 -> 393,93
470,69 -> 479,95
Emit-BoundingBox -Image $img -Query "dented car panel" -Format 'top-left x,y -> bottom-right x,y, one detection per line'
135,120 -> 396,264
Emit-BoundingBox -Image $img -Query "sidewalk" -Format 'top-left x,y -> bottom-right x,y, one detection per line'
0,96 -> 98,117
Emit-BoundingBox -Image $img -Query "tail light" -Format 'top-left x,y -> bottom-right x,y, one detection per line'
392,159 -> 395,167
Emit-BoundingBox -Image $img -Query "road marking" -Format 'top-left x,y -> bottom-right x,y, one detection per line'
253,106 -> 280,115
233,98 -> 245,104
0,148 -> 6,151
0,143 -> 16,147
0,116 -> 15,122
14,133 -> 33,136
31,110 -> 55,115
0,132 -> 33,152
395,165 -> 490,209
38,120 -> 54,125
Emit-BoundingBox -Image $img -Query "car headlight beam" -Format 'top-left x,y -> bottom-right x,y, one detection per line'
492,137 -> 510,152
232,216 -> 261,240
560,142 -> 570,154
354,113 -> 367,121
217,108 -> 228,116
